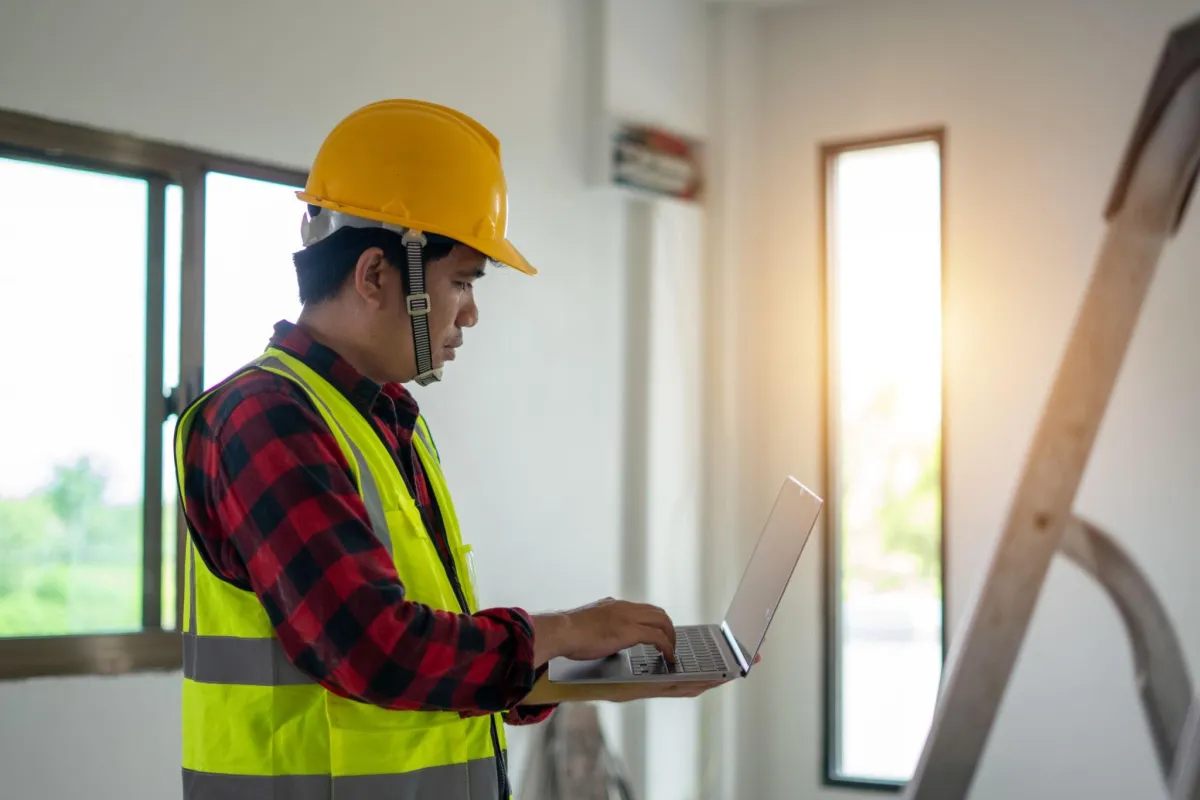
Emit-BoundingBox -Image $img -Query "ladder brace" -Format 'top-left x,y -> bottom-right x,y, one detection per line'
904,13 -> 1200,799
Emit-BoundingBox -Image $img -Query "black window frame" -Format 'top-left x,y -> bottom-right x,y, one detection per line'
0,108 -> 307,680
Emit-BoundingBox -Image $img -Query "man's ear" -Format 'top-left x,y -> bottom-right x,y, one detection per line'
352,247 -> 389,306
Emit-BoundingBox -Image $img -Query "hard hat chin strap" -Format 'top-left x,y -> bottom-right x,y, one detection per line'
401,229 -> 441,386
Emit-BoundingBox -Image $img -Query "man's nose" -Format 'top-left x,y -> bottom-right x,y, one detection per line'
457,296 -> 479,329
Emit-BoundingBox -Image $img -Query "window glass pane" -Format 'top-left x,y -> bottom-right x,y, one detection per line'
203,172 -> 303,386
0,157 -> 148,637
162,183 -> 182,630
828,139 -> 944,782
161,417 -> 179,631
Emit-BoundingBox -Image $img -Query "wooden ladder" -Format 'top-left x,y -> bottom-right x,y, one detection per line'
904,14 -> 1200,800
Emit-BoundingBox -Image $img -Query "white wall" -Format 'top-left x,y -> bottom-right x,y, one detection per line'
0,0 -> 705,797
745,1 -> 1200,798
698,5 -> 767,800
604,0 -> 710,139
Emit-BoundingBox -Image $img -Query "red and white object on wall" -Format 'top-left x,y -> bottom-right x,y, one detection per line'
609,121 -> 704,202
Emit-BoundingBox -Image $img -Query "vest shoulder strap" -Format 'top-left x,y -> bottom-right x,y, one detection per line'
414,415 -> 440,463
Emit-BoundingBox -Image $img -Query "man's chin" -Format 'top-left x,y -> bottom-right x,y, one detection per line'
440,347 -> 458,362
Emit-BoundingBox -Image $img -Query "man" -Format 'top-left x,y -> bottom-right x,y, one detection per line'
174,99 -> 728,800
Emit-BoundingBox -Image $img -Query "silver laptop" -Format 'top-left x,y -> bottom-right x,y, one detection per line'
547,476 -> 823,684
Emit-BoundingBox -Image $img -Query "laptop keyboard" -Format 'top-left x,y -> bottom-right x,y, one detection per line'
630,627 -> 726,676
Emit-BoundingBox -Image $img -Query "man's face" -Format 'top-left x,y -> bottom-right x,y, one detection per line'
351,242 -> 485,384
421,244 -> 485,369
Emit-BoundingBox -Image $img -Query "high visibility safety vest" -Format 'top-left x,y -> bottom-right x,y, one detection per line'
174,346 -> 511,800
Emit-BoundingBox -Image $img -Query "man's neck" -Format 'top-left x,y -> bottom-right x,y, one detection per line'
295,309 -> 390,386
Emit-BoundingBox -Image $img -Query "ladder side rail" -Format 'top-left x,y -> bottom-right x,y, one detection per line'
905,14 -> 1200,797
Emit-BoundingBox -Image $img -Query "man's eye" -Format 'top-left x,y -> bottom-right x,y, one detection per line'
456,281 -> 473,291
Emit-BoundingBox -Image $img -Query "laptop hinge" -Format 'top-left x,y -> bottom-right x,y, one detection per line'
719,621 -> 751,675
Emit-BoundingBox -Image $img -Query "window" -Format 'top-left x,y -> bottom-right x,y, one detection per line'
0,160 -> 150,637
203,172 -> 304,387
821,131 -> 947,788
0,109 -> 305,678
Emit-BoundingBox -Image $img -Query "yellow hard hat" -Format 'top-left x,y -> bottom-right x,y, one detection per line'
297,99 -> 536,276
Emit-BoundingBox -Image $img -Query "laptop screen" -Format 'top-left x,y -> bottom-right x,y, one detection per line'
723,477 -> 823,667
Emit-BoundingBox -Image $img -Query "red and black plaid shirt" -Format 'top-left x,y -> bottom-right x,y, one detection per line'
181,320 -> 553,723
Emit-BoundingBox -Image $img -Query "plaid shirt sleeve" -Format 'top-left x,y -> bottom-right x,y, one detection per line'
502,666 -> 557,725
182,372 -> 548,716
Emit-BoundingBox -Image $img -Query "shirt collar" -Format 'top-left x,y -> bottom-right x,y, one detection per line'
267,319 -> 416,417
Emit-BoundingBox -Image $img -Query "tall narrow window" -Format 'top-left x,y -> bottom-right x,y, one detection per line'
822,132 -> 946,787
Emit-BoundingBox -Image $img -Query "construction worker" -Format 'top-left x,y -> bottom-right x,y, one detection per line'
173,99 -> 730,800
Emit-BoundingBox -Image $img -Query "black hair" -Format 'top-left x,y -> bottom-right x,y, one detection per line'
293,206 -> 458,305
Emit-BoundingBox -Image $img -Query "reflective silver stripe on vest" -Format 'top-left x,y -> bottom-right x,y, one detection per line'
184,770 -> 329,800
255,355 -> 392,554
182,632 -> 314,686
183,756 -> 503,800
414,419 -> 437,462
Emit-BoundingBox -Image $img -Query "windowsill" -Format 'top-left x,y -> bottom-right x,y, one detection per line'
823,774 -> 905,793
0,631 -> 181,681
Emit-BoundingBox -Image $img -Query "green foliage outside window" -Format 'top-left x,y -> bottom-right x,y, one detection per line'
0,457 -> 175,637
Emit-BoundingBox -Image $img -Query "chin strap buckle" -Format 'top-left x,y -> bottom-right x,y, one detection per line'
414,367 -> 443,387
405,292 -> 431,317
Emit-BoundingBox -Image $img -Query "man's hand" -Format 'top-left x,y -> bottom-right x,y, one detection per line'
521,673 -> 743,706
532,598 -> 677,667
603,680 -> 729,702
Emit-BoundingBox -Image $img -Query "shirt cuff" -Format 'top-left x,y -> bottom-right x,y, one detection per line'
504,664 -> 558,726
455,607 -> 545,720
505,703 -> 557,726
